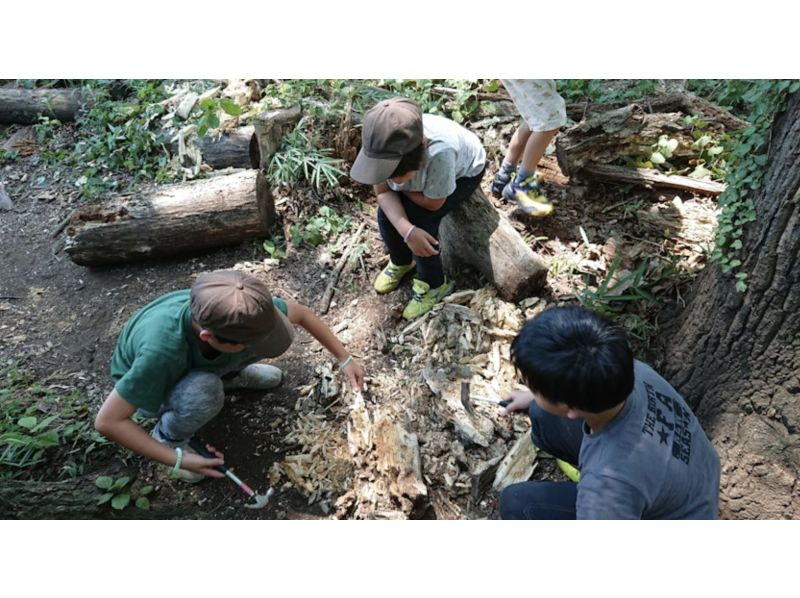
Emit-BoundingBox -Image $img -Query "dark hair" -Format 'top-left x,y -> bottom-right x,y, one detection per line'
510,306 -> 634,413
390,143 -> 424,178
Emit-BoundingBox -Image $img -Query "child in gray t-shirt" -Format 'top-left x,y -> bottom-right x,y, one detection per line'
350,97 -> 486,320
500,306 -> 721,519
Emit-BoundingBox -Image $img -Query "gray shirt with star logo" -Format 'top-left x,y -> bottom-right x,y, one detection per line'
577,360 -> 721,519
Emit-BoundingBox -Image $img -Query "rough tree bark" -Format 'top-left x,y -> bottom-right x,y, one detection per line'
661,90 -> 800,519
65,170 -> 274,266
439,188 -> 549,302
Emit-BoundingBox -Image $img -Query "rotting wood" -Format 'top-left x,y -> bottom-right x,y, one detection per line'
0,87 -> 89,124
556,104 -> 692,177
584,164 -> 726,196
318,222 -> 367,314
336,392 -> 428,519
64,170 -> 274,266
429,487 -> 466,520
471,455 -> 503,501
439,188 -> 548,302
492,432 -> 538,492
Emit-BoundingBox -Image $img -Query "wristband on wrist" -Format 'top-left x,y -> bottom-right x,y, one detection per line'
171,447 -> 183,475
338,354 -> 353,372
403,225 -> 416,243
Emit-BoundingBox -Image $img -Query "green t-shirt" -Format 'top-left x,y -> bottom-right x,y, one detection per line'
111,289 -> 288,413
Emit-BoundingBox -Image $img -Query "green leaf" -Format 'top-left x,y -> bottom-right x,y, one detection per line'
97,492 -> 114,505
111,476 -> 131,490
731,240 -> 743,250
111,493 -> 131,510
17,416 -> 37,430
650,151 -> 665,165
139,485 -> 154,496
135,496 -> 151,510
95,475 -> 114,489
735,280 -> 748,293
219,98 -> 243,116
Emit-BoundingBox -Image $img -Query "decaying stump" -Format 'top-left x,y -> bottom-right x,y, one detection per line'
335,393 -> 428,519
556,104 -> 692,177
439,188 -> 549,302
252,105 -> 303,170
65,170 -> 275,266
0,87 -> 89,124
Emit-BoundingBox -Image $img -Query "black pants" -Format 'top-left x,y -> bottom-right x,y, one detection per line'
377,167 -> 485,288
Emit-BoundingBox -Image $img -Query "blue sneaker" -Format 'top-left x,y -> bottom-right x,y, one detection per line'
491,168 -> 515,198
502,173 -> 554,217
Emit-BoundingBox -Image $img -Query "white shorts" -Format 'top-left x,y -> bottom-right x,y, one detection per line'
501,79 -> 567,131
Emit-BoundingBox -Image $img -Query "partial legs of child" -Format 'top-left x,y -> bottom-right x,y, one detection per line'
375,168 -> 485,319
493,123 -> 558,217
492,79 -> 566,217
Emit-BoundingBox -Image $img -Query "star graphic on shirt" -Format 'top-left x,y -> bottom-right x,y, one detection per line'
658,427 -> 670,445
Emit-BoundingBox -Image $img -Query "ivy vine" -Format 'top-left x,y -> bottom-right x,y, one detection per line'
710,79 -> 800,292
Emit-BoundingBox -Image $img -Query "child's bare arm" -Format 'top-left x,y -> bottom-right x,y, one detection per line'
95,388 -> 225,477
285,300 -> 365,390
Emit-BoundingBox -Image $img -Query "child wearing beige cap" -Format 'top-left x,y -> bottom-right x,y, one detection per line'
95,270 -> 364,482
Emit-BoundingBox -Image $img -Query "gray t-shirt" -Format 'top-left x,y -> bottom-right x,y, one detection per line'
387,114 -> 486,199
577,361 -> 720,519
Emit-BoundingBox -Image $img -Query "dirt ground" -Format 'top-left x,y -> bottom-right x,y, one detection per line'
1,115 -> 710,519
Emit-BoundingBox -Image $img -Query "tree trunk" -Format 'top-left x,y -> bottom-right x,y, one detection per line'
0,88 -> 88,124
661,90 -> 800,519
439,188 -> 549,302
65,170 -> 274,267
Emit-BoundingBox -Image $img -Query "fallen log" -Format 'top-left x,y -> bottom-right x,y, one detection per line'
0,87 -> 88,124
170,126 -> 259,170
65,170 -> 275,266
556,104 -> 692,177
439,188 -> 549,302
584,164 -> 726,196
335,393 -> 428,519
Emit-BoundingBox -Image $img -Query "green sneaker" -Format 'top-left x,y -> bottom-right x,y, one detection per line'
374,260 -> 415,294
402,278 -> 453,320
556,459 -> 581,483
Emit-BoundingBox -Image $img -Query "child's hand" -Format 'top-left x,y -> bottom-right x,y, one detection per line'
503,389 -> 535,415
181,448 -> 226,478
342,359 -> 365,391
405,228 -> 440,257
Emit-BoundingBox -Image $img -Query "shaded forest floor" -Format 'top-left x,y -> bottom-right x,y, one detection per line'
0,83 -> 720,519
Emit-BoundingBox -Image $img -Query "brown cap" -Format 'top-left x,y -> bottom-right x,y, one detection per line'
190,270 -> 293,355
350,97 -> 423,185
